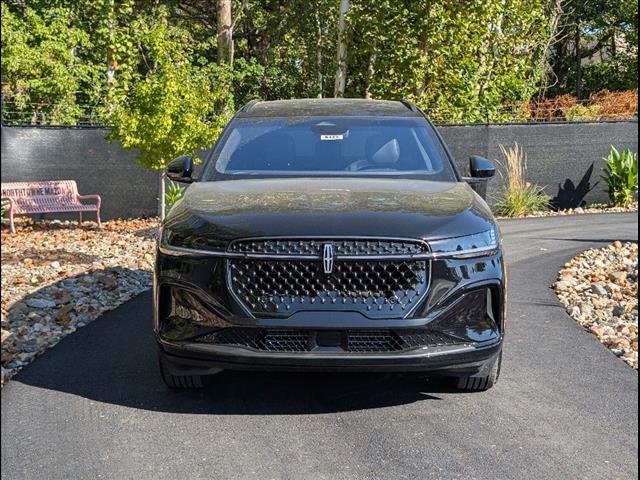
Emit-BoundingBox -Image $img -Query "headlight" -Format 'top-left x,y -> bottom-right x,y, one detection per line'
158,227 -> 227,256
428,227 -> 500,259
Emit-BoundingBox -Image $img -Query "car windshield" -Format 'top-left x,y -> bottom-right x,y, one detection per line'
201,116 -> 457,181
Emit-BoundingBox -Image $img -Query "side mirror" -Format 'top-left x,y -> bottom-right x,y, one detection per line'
166,156 -> 194,183
464,156 -> 495,200
469,155 -> 496,179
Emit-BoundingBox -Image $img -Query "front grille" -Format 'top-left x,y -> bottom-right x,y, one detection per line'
227,238 -> 430,319
228,238 -> 428,256
196,328 -> 466,353
229,259 -> 428,318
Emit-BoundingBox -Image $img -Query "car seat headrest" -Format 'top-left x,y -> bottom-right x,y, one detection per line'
365,135 -> 400,166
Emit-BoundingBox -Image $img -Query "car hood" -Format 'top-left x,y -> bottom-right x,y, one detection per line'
164,178 -> 495,242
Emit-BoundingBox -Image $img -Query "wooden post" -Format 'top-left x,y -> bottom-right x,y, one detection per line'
158,171 -> 166,220
217,0 -> 234,66
333,0 -> 350,97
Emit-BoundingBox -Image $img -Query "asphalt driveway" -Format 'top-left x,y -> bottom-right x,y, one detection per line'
1,213 -> 638,480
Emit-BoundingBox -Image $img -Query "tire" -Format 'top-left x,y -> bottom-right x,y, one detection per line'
455,351 -> 502,392
158,350 -> 211,389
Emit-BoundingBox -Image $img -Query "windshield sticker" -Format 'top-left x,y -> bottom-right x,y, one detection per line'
320,134 -> 344,141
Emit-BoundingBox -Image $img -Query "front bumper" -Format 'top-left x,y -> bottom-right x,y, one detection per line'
154,246 -> 506,376
158,336 -> 503,375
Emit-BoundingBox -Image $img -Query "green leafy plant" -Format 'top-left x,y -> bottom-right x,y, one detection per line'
494,143 -> 551,217
602,146 -> 638,207
165,182 -> 185,209
106,7 -> 233,218
1,4 -> 96,125
565,103 -> 601,121
106,9 -> 234,171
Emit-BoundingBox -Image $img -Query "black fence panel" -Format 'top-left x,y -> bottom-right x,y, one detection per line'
440,121 -> 638,208
1,128 -> 159,219
1,121 -> 637,219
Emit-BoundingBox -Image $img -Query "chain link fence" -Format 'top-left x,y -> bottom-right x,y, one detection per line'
1,92 -> 637,127
0,100 -> 106,128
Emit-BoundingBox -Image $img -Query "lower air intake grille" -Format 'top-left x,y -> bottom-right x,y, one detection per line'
208,328 -> 309,352
346,330 -> 462,352
196,328 -> 466,353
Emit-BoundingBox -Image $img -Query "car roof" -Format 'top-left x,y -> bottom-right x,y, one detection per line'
237,98 -> 422,118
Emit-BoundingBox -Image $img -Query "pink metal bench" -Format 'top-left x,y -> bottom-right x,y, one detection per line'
1,180 -> 101,233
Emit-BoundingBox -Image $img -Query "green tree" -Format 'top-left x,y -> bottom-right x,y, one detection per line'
9,0 -> 629,128
1,0 -> 142,125
547,0 -> 638,98
229,0 -> 339,100
106,8 -> 233,217
347,0 -> 556,122
1,3 -> 97,125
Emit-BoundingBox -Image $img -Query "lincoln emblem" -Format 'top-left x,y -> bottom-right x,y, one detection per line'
323,243 -> 334,274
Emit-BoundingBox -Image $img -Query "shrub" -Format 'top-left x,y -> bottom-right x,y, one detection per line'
165,182 -> 185,209
526,90 -> 637,122
565,103 -> 601,121
0,198 -> 10,222
602,146 -> 638,207
527,94 -> 577,122
494,143 -> 550,217
588,90 -> 638,120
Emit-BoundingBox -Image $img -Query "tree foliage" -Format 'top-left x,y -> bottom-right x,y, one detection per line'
2,0 -> 637,130
1,3 -> 95,124
347,0 -> 556,122
547,0 -> 638,98
106,8 -> 233,170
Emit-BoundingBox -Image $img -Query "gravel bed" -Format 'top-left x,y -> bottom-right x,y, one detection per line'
554,241 -> 638,369
497,202 -> 638,219
1,218 -> 159,385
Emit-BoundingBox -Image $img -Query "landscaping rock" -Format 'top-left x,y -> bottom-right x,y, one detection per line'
96,274 -> 118,289
1,329 -> 13,345
554,242 -> 638,370
613,305 -> 626,317
497,202 -> 637,219
1,217 -> 158,385
554,280 -> 574,290
608,271 -> 628,285
56,304 -> 75,323
25,298 -> 56,309
590,283 -> 608,296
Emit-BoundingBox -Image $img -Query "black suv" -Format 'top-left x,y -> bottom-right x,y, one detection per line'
155,99 -> 505,391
